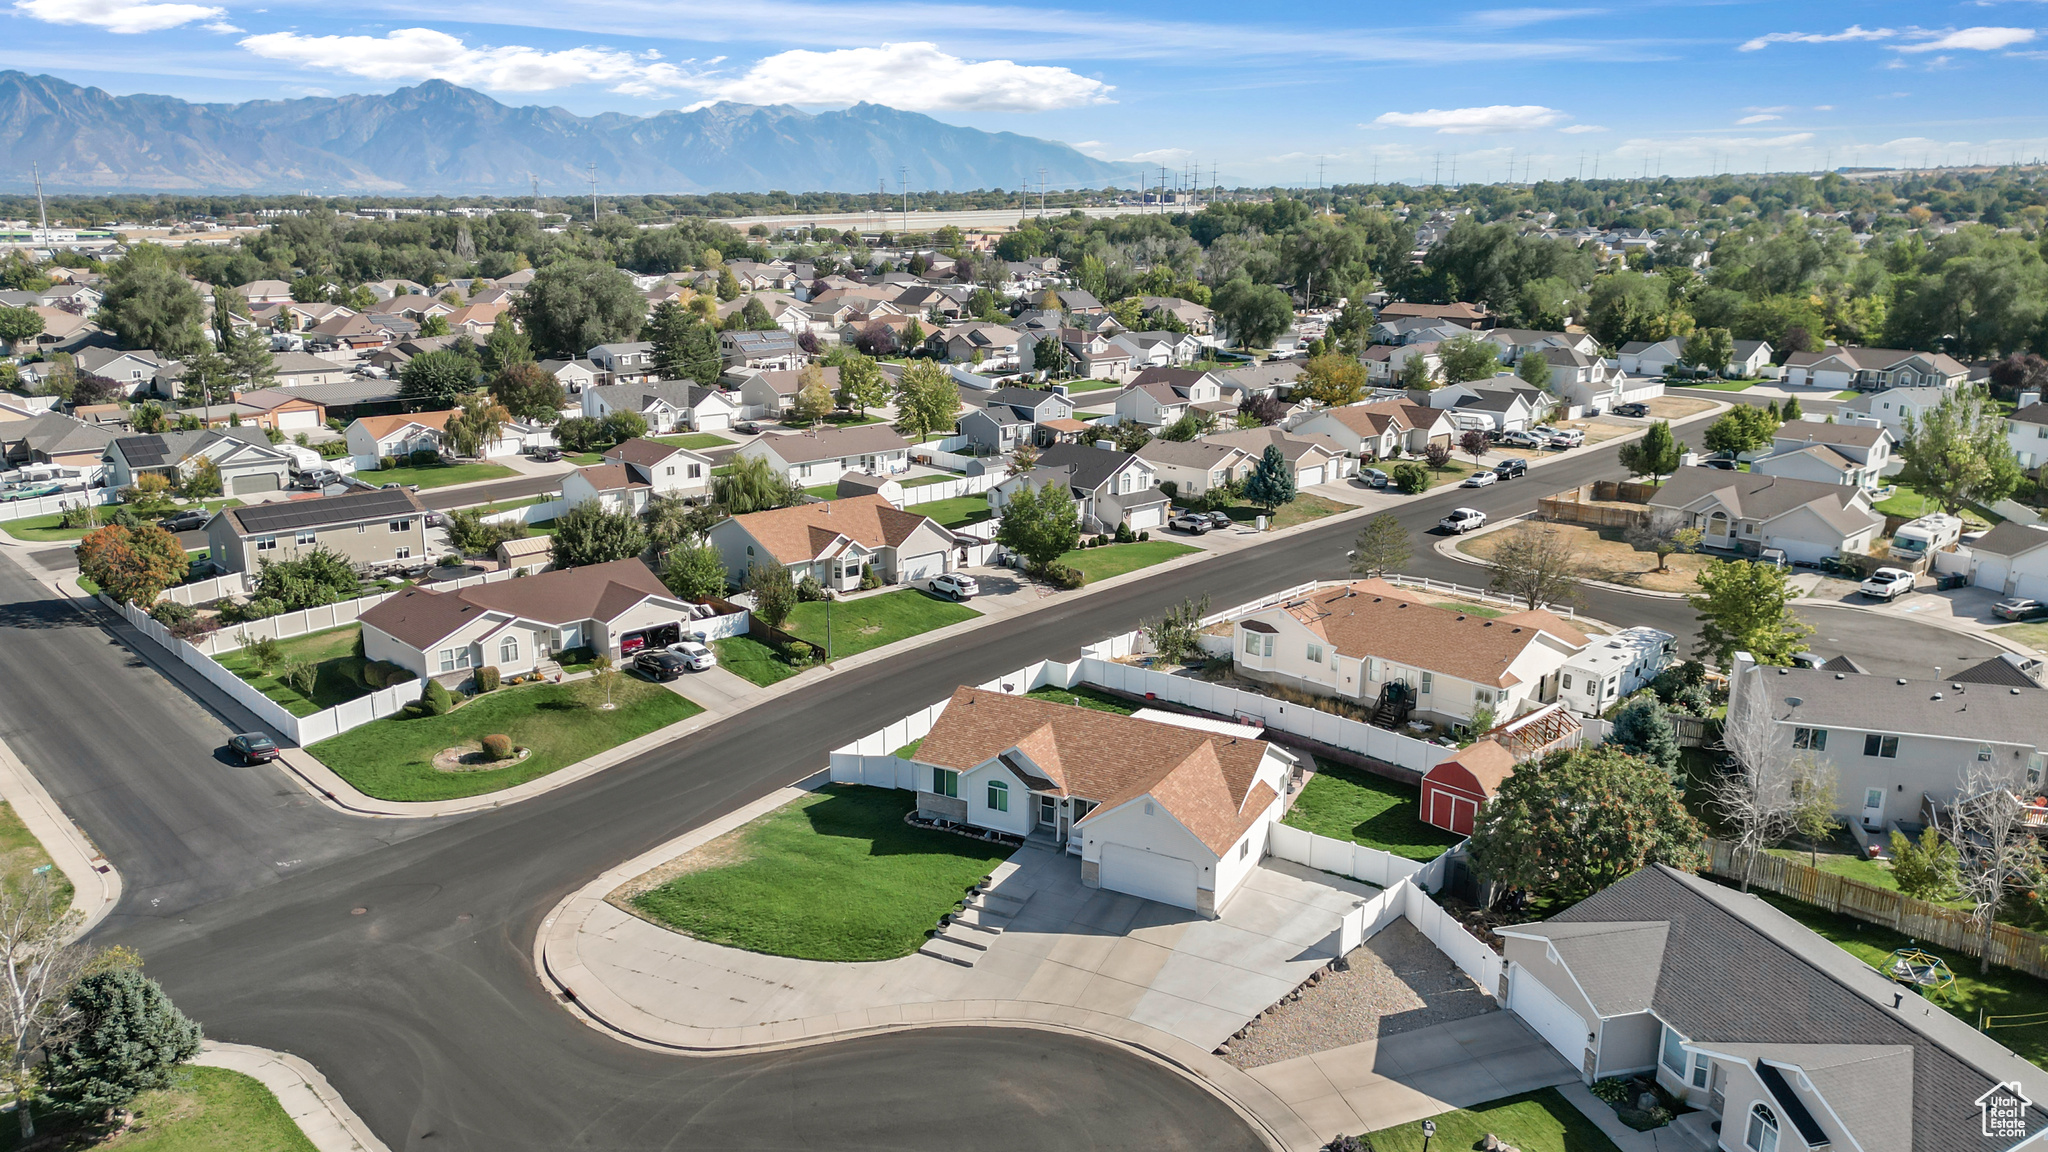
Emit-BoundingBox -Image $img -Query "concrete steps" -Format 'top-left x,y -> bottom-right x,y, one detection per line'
917,934 -> 983,967
918,888 -> 1032,968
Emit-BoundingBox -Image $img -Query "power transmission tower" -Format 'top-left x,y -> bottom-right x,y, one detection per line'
898,167 -> 909,231
1038,167 -> 1047,218
1434,152 -> 1442,187
587,163 -> 599,224
32,162 -> 47,236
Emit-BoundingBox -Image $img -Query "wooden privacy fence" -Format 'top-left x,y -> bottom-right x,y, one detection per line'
1705,839 -> 2048,980
1537,487 -> 1651,530
1672,714 -> 1715,747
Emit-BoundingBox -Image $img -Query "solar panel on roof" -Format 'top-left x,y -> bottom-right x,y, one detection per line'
231,489 -> 416,534
117,434 -> 172,468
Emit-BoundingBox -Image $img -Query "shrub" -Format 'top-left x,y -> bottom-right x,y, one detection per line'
409,448 -> 440,468
480,733 -> 514,760
240,597 -> 285,621
859,564 -> 883,590
1039,562 -> 1086,589
473,665 -> 500,693
1114,521 -> 1135,544
168,615 -> 218,640
1391,462 -> 1430,494
362,661 -> 388,689
423,679 -> 454,716
1158,480 -> 1178,500
1138,530 -> 1150,542
379,455 -> 398,472
316,440 -> 348,459
242,634 -> 281,669
796,573 -> 827,602
149,600 -> 194,626
281,658 -> 316,698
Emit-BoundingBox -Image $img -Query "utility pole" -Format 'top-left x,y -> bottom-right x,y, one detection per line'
1317,156 -> 1326,213
1038,167 -> 1047,218
528,172 -> 540,216
899,166 -> 909,231
31,162 -> 47,237
586,163 -> 599,225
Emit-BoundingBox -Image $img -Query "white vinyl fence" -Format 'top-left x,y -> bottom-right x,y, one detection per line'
189,593 -> 402,655
161,571 -> 254,607
693,607 -> 751,641
1266,822 -> 1436,890
109,596 -> 422,746
1336,878 -> 1502,994
912,447 -> 979,471
481,499 -> 566,527
0,488 -> 118,524
901,472 -> 1002,506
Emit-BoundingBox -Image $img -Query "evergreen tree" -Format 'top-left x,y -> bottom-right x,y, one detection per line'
44,968 -> 202,1122
1241,444 -> 1298,513
1610,696 -> 1682,773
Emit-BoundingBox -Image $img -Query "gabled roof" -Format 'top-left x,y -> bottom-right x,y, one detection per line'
2010,402 -> 2048,427
1033,442 -> 1144,493
1303,403 -> 1407,436
1649,467 -> 1879,539
747,367 -> 839,396
727,493 -> 941,565
1135,438 -> 1246,470
603,437 -> 697,469
359,558 -> 674,649
571,463 -> 649,493
1501,919 -> 1670,1015
914,687 -> 1275,855
1773,421 -> 1888,449
1969,520 -> 2048,559
1255,580 -> 1586,687
351,410 -> 455,440
1784,345 -> 1970,378
222,488 -> 424,537
1204,426 -> 1336,465
751,423 -> 909,464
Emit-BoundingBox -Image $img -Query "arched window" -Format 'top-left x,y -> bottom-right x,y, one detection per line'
500,635 -> 519,664
1746,1103 -> 1779,1152
1708,511 -> 1730,537
986,779 -> 1010,813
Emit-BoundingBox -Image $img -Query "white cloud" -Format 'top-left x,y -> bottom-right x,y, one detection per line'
1738,24 -> 1895,51
239,28 -> 698,96
1372,105 -> 1567,134
1736,114 -> 1782,124
200,18 -> 238,30
1466,7 -> 1605,29
1124,147 -> 1194,165
680,42 -> 1111,112
13,0 -> 224,33
1559,123 -> 1607,133
1893,26 -> 2036,51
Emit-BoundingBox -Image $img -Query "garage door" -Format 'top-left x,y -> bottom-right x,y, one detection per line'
1099,844 -> 1197,910
1128,506 -> 1164,531
230,471 -> 281,495
1509,962 -> 1590,1068
276,409 -> 320,431
696,412 -> 731,432
620,621 -> 682,656
1975,555 -> 2013,595
1298,465 -> 1325,487
898,552 -> 943,582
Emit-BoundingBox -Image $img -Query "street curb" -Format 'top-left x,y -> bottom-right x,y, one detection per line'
1429,518 -> 1695,601
0,725 -> 121,940
529,795 -> 1309,1152
194,1042 -> 389,1152
1794,598 -> 2044,659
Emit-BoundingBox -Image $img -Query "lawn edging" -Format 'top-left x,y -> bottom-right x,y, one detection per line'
530,774 -> 1316,1152
194,1041 -> 393,1152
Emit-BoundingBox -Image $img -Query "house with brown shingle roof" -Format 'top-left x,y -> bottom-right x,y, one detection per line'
909,687 -> 1294,915
704,493 -> 960,591
1289,401 -> 1412,460
360,557 -> 712,685
1232,579 -> 1589,728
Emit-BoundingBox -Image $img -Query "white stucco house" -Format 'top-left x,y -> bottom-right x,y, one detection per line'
908,687 -> 1294,916
561,438 -> 711,514
705,493 -> 961,590
737,424 -> 912,487
1647,467 -> 1883,565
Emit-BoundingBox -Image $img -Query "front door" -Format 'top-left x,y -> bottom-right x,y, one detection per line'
1862,787 -> 1885,831
1039,794 -> 1058,834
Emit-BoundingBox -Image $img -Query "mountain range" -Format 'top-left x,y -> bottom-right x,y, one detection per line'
0,72 -> 1129,195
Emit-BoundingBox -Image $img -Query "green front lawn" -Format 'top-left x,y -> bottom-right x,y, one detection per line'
214,625 -> 375,717
566,452 -> 605,466
0,801 -> 69,904
783,588 -> 979,660
1874,482 -> 1999,528
365,461 -> 517,489
626,784 -> 1012,961
1224,493 -> 1348,530
1751,888 -> 2048,1071
1422,459 -> 1484,489
909,494 -> 992,528
654,432 -> 735,450
1681,378 -> 1759,392
1360,1089 -> 1621,1152
899,472 -> 959,488
307,676 -> 701,802
1283,757 -> 1465,861
802,483 -> 839,499
3,498 -> 242,542
1056,540 -> 1200,581
1026,684 -> 1138,714
460,494 -> 550,516
713,634 -> 800,687
1061,378 -> 1123,393
1992,622 -> 2048,654
0,1065 -> 319,1152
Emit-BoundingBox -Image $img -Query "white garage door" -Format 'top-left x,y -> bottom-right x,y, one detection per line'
1975,555 -> 2014,595
2018,566 -> 2048,602
276,409 -> 320,431
696,412 -> 731,432
1128,506 -> 1164,531
1100,844 -> 1197,910
898,552 -> 944,582
1298,465 -> 1325,487
1509,962 -> 1589,1068
230,471 -> 281,495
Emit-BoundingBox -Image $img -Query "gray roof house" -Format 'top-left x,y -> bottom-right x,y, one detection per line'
104,428 -> 294,495
581,381 -> 740,434
1216,361 -> 1304,403
736,424 -> 911,486
1647,466 -> 1883,565
207,487 -> 431,575
2,412 -> 115,468
990,442 -> 1171,533
1499,864 -> 2048,1152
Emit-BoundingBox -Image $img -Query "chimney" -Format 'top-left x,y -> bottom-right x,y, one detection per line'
2022,391 -> 2042,410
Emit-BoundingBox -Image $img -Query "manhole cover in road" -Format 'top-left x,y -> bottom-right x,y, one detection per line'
350,907 -> 367,915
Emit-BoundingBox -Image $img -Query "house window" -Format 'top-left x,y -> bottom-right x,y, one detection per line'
1245,633 -> 1260,655
1979,745 -> 1994,762
932,768 -> 959,798
1474,687 -> 1492,708
1690,1053 -> 1709,1089
1239,838 -> 1250,860
1660,1026 -> 1686,1075
1745,1104 -> 1779,1152
689,463 -> 703,479
1420,671 -> 1433,695
665,466 -> 675,477
500,636 -> 519,664
1863,733 -> 1898,758
1793,727 -> 1827,751
438,647 -> 472,673
389,519 -> 413,533
987,779 -> 1009,812
1262,634 -> 1274,657
1306,643 -> 1324,664
296,530 -> 316,545
1865,787 -> 1884,810
254,536 -> 277,552
394,547 -> 411,559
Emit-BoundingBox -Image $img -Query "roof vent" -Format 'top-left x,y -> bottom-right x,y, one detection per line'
1897,678 -> 1908,685
1952,683 -> 1962,690
1931,693 -> 1943,701
1835,673 -> 1845,680
1786,697 -> 1802,707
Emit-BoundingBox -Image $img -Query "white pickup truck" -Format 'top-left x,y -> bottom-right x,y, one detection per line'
1859,567 -> 1916,601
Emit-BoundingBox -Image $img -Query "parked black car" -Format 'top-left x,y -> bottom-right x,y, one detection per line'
530,446 -> 563,463
227,732 -> 278,764
158,509 -> 210,532
1493,457 -> 1528,480
633,649 -> 691,681
1612,402 -> 1651,418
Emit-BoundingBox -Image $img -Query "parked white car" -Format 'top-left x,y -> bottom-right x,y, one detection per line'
1460,471 -> 1497,488
928,573 -> 980,601
1438,508 -> 1488,534
666,640 -> 718,670
1859,567 -> 1915,601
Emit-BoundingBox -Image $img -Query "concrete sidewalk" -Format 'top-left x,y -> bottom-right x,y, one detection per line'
196,1042 -> 390,1152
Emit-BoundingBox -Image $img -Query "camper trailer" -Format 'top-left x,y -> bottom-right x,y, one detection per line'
1888,512 -> 1963,562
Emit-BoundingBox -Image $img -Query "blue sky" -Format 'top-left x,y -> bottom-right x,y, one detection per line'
6,0 -> 2044,187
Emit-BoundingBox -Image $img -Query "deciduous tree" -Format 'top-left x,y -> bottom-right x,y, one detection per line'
514,258 -> 645,357
1297,352 -> 1365,408
76,524 -> 186,605
1348,513 -> 1411,577
1617,420 -> 1683,479
893,360 -> 959,442
713,453 -> 796,514
0,876 -> 96,1139
444,395 -> 510,458
744,561 -> 796,629
834,352 -> 888,415
1623,509 -> 1701,572
1467,746 -> 1706,904
1485,523 -> 1580,610
1688,557 -> 1814,667
995,480 -> 1081,571
489,361 -> 566,424
398,350 -> 479,406
1896,385 -> 2026,515
1437,335 -> 1500,384
789,364 -> 835,424
663,542 -> 730,602
551,502 -> 648,567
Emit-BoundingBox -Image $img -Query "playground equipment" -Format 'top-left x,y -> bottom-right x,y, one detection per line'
1886,946 -> 1957,1002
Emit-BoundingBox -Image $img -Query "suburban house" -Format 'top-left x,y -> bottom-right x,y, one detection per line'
705,493 -> 959,589
1216,362 -> 1303,405
1136,295 -> 1214,334
1727,339 -> 1775,378
587,342 -> 658,385
992,442 -> 1170,533
956,387 -> 1079,454
1375,301 -> 1487,327
1618,338 -> 1681,377
75,348 -> 180,398
1782,346 -> 1970,392
306,314 -> 398,354
1203,426 -> 1349,488
907,687 -> 1293,915
1648,467 -> 1884,564
1841,385 -> 1956,440
1726,652 -> 2047,831
1110,368 -> 1231,428
268,351 -> 356,389
581,381 -> 739,434
1446,384 -> 1542,433
103,428 -> 294,496
1290,403 -> 1411,461
1370,317 -> 1467,347
928,322 -> 1022,367
1967,521 -> 2048,599
1751,422 -> 1893,490
345,411 -> 454,469
1231,580 -> 1589,728
359,558 -> 713,684
2007,399 -> 2048,471
737,424 -> 911,486
1497,864 -> 2048,1150
206,487 -> 430,575
1135,439 -> 1249,499
537,358 -> 605,395
178,387 -> 326,433
561,438 -> 711,514
1482,329 -> 1601,365
719,330 -> 802,371
1,413 -> 114,470
1418,704 -> 1584,835
1110,330 -> 1203,370
1362,341 -> 1441,386
736,367 -> 837,418
234,279 -> 294,305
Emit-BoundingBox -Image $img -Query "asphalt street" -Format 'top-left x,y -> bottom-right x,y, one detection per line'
0,398 -> 1992,1151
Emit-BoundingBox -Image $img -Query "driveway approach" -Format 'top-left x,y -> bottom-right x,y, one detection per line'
0,399 -> 1969,1150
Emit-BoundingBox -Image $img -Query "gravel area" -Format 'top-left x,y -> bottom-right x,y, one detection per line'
1218,919 -> 1496,1070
